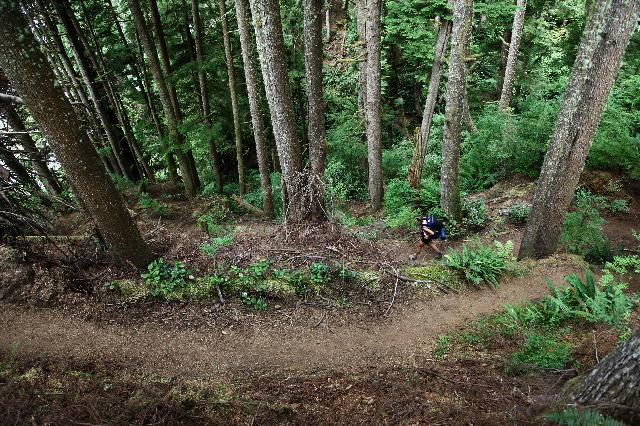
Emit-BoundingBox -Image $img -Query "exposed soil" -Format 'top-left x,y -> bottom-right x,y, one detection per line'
0,254 -> 584,381
1,173 -> 639,424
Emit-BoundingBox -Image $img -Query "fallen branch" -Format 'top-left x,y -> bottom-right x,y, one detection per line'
216,284 -> 225,305
0,92 -> 23,104
383,264 -> 400,316
313,311 -> 327,328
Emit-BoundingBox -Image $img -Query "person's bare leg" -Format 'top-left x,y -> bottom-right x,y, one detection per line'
428,240 -> 443,258
410,241 -> 425,260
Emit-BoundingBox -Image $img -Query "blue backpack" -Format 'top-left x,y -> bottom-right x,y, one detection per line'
425,215 -> 446,240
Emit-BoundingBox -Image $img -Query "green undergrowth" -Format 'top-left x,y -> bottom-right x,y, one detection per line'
403,263 -> 465,293
432,263 -> 638,375
444,240 -> 518,287
107,258 -> 382,310
138,193 -> 171,217
545,407 -> 626,426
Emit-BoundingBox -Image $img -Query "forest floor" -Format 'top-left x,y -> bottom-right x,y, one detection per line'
1,171 -> 639,424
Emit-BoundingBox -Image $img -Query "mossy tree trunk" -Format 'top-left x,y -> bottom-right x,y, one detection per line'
569,328 -> 640,424
0,1 -> 152,268
518,0 -> 640,259
129,0 -> 199,198
440,0 -> 473,222
235,0 -> 274,217
2,104 -> 64,197
53,0 -> 140,182
191,0 -> 224,193
304,0 -> 328,220
249,0 -> 307,222
407,18 -> 451,189
147,0 -> 201,196
218,0 -> 247,197
365,0 -> 383,212
499,0 -> 526,110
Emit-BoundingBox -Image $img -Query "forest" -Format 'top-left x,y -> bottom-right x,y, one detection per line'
0,0 -> 639,423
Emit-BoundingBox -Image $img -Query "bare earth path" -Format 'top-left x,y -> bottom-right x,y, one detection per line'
0,256 -> 582,380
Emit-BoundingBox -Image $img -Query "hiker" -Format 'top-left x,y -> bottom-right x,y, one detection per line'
410,214 -> 446,260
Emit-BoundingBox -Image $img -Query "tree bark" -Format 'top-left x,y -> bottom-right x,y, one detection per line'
79,3 -> 155,183
440,0 -> 472,222
570,328 -> 640,424
2,105 -> 64,197
499,0 -> 526,110
191,0 -> 224,193
235,0 -> 274,216
218,0 -> 247,197
0,2 -> 152,268
53,0 -> 140,182
304,0 -> 327,220
147,0 -> 201,195
132,25 -> 181,186
249,0 -> 306,221
365,0 -> 383,212
518,0 -> 639,260
496,28 -> 511,99
131,0 -> 199,197
356,0 -> 367,114
407,18 -> 451,189
0,143 -> 37,189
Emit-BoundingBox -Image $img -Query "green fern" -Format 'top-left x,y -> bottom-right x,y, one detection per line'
545,408 -> 626,426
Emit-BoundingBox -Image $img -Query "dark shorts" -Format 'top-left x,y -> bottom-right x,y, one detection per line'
421,235 -> 437,244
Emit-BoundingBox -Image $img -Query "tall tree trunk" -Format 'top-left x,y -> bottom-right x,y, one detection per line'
440,0 -> 472,222
53,0 -> 140,182
2,105 -> 64,197
234,0 -> 274,216
218,0 -> 247,197
249,0 -> 306,222
496,28 -> 511,99
79,3 -> 154,183
518,0 -> 639,260
36,0 -> 120,175
0,3 -> 152,268
304,0 -> 327,220
147,0 -> 201,194
407,18 -> 451,189
0,143 -> 37,189
499,0 -> 526,110
191,0 -> 224,193
569,328 -> 640,424
132,25 -> 181,186
461,1 -> 476,133
133,0 -> 199,197
356,0 -> 367,114
365,0 -> 383,212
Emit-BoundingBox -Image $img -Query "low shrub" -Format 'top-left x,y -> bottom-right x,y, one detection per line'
462,199 -> 488,230
444,240 -> 515,287
608,198 -> 629,214
139,193 -> 170,217
141,258 -> 192,300
502,269 -> 637,333
506,332 -> 573,373
561,202 -> 612,264
384,178 -> 419,216
386,206 -> 418,230
545,408 -> 626,426
507,203 -> 531,224
200,234 -> 234,257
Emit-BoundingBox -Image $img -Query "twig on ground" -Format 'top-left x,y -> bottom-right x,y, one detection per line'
384,264 -> 400,316
592,330 -> 599,363
313,311 -> 327,328
216,284 -> 225,305
379,264 -> 456,294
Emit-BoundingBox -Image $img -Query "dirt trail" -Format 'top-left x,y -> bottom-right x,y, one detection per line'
0,256 -> 582,380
